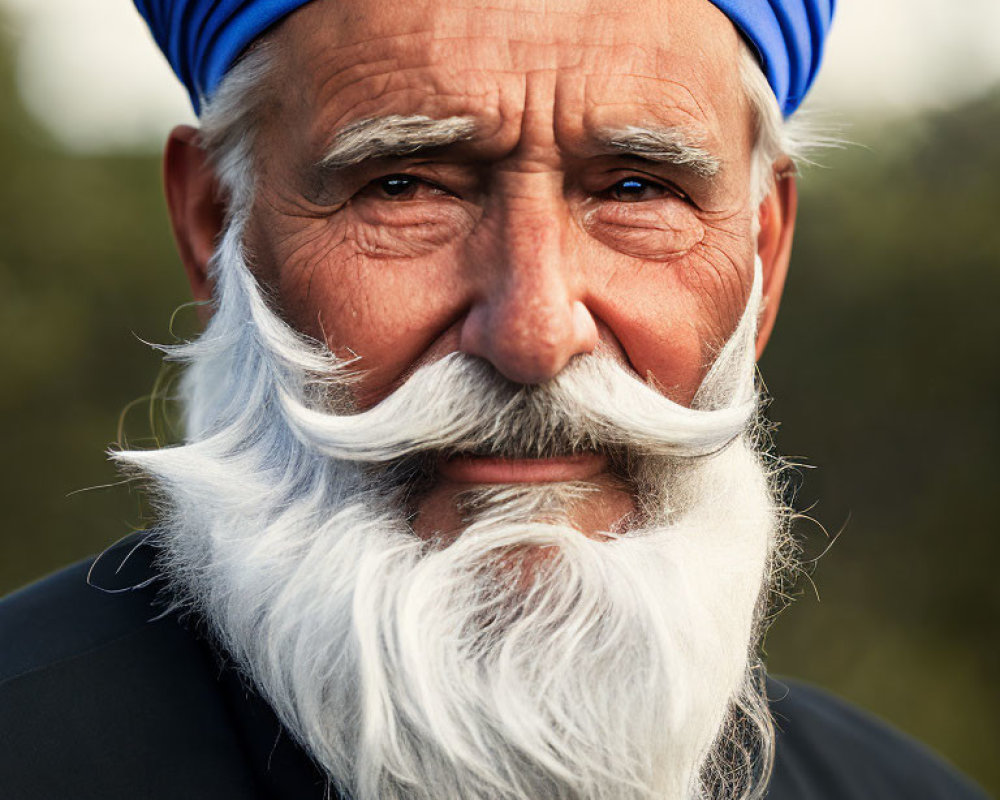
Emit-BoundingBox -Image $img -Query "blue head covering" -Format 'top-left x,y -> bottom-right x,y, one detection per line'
709,0 -> 835,115
134,0 -> 834,116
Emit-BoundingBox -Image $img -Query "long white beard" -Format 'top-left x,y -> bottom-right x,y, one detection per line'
116,213 -> 786,800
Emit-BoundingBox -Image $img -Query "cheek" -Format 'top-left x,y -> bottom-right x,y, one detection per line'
257,215 -> 473,398
583,236 -> 753,404
581,200 -> 705,261
350,198 -> 478,257
569,199 -> 753,403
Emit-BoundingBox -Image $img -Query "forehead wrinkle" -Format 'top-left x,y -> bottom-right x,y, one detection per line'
301,8 -> 631,80
289,30 -> 444,121
421,35 -> 658,76
415,4 -> 643,46
305,42 -> 428,115
650,45 -> 739,130
298,33 -> 704,141
302,13 -> 665,79
584,72 -> 711,125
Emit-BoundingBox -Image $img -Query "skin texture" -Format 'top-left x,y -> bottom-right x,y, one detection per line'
164,0 -> 797,540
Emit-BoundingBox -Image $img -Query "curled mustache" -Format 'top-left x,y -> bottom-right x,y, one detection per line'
280,352 -> 756,464
278,258 -> 762,465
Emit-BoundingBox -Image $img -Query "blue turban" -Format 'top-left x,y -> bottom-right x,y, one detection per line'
710,0 -> 835,115
134,0 -> 834,117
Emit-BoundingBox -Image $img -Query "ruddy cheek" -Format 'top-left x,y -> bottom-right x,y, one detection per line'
349,202 -> 477,259
582,203 -> 705,261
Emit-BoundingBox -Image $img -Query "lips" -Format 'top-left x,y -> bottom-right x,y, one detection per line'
437,452 -> 608,484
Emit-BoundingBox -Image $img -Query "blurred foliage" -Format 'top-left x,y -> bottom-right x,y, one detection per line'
0,29 -> 188,591
0,21 -> 997,798
761,103 -> 1000,793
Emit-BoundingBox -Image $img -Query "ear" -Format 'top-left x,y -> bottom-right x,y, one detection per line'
754,161 -> 798,358
163,125 -> 226,325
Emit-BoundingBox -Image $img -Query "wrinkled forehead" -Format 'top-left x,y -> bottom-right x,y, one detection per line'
265,0 -> 750,162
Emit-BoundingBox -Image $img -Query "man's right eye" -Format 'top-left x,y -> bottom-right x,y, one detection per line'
363,174 -> 448,201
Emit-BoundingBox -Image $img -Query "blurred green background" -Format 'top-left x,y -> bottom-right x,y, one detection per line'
0,20 -> 997,798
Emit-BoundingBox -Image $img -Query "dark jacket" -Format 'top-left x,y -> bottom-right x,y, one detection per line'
0,535 -> 990,800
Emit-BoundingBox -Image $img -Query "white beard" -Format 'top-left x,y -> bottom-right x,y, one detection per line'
116,213 -> 787,800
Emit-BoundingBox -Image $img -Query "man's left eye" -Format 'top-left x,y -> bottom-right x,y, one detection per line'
605,177 -> 676,203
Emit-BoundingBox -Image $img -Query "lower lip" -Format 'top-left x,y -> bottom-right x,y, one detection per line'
438,453 -> 607,484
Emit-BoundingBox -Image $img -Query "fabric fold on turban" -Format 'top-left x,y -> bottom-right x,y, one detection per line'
134,0 -> 834,117
709,0 -> 835,116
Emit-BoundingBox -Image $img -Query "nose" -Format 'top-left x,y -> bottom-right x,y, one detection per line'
459,192 -> 599,384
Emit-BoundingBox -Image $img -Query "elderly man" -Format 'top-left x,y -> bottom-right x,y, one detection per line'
0,1 -> 989,798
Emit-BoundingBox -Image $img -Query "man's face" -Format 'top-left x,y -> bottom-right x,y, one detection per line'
146,4 -> 797,794
226,0 -> 773,540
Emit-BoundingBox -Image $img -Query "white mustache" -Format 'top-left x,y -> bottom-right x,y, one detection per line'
277,259 -> 762,464
278,353 -> 752,463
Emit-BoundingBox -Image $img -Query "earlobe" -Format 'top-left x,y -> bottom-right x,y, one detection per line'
163,125 -> 227,324
754,162 -> 798,358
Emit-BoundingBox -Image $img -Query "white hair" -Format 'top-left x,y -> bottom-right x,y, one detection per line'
736,41 -> 827,207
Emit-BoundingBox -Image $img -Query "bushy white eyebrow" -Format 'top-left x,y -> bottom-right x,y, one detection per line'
596,125 -> 721,178
318,115 -> 720,180
319,114 -> 478,169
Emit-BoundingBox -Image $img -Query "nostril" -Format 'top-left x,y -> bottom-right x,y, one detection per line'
571,300 -> 599,354
457,303 -> 489,360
